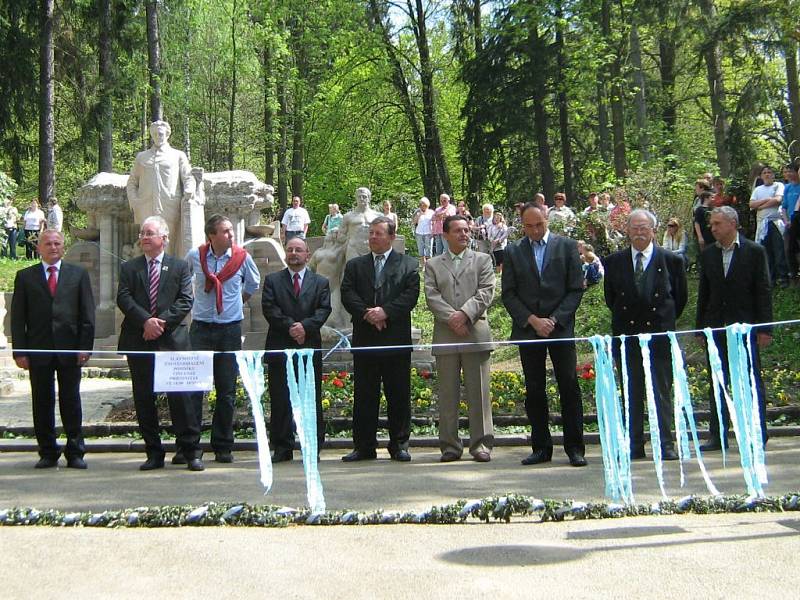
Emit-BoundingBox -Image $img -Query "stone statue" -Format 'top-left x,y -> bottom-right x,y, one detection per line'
308,229 -> 349,331
338,186 -> 381,261
126,120 -> 197,257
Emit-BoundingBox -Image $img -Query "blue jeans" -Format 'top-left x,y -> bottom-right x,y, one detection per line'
189,320 -> 242,454
433,234 -> 446,256
3,228 -> 17,259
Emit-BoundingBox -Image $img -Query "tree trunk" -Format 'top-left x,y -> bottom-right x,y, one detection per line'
555,5 -> 573,201
596,81 -> 611,162
629,21 -> 650,162
784,41 -> 800,162
146,1 -> 162,122
657,24 -> 677,162
98,0 -> 113,172
291,90 -> 304,197
227,0 -> 237,170
531,30 -> 555,201
602,0 -> 627,178
277,75 -> 289,210
263,47 -> 274,186
38,0 -> 55,202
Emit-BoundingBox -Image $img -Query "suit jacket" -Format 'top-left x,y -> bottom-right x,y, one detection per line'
501,233 -> 584,339
341,249 -> 419,353
425,249 -> 495,355
696,235 -> 772,332
117,254 -> 193,352
262,268 -> 332,364
603,245 -> 688,337
11,261 -> 96,366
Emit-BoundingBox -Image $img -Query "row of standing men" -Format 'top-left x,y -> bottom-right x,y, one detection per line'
10,202 -> 771,471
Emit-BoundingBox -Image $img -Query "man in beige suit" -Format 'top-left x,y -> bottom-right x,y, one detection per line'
425,214 -> 496,462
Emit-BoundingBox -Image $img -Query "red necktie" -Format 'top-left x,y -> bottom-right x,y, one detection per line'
149,259 -> 160,315
293,272 -> 301,296
47,265 -> 57,297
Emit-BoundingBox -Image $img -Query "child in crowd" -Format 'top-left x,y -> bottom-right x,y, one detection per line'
580,244 -> 603,286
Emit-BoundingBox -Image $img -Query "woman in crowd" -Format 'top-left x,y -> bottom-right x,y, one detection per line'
472,203 -> 493,254
412,196 -> 434,267
22,199 -> 45,259
662,217 -> 688,266
487,211 -> 510,271
382,199 -> 399,229
322,203 -> 343,234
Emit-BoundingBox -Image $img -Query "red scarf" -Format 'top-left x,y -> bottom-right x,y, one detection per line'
199,243 -> 248,313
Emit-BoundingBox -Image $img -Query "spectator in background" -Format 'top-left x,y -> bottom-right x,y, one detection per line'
46,197 -> 63,232
431,193 -> 456,256
750,165 -> 788,286
533,193 -> 548,213
711,176 -> 735,207
2,199 -> 19,259
281,195 -> 311,244
580,244 -> 603,287
582,192 -> 600,215
382,199 -> 399,230
692,178 -> 713,211
598,193 -> 615,212
456,200 -> 473,224
694,190 -> 716,253
322,203 -> 343,235
472,203 -> 494,254
663,217 -> 688,265
548,192 -> 577,230
781,164 -> 800,280
487,211 -> 510,271
22,199 -> 45,260
412,196 -> 434,267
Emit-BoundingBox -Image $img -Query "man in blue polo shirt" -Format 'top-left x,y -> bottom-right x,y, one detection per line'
782,163 -> 800,280
184,214 -> 260,463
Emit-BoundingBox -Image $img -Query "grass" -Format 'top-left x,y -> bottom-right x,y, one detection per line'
0,257 -> 37,290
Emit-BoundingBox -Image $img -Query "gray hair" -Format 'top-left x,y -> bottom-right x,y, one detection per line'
482,203 -> 494,212
711,205 -> 739,224
370,215 -> 396,236
419,196 -> 430,208
627,208 -> 658,229
149,120 -> 171,138
141,215 -> 170,239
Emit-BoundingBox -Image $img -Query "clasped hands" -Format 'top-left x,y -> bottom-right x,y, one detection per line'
528,314 -> 555,338
142,317 -> 167,341
448,310 -> 470,337
364,307 -> 388,331
289,322 -> 307,345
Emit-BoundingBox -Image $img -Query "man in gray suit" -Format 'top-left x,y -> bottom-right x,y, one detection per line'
425,215 -> 495,463
502,203 -> 587,467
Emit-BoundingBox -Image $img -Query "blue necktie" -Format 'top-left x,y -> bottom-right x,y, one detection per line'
532,239 -> 545,273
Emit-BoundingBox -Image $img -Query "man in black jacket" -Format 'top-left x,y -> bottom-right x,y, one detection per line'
341,216 -> 419,462
262,237 -> 332,462
11,230 -> 95,469
602,209 -> 688,460
696,206 -> 773,449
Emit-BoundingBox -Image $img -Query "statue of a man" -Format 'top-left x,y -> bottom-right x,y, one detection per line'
338,187 -> 382,261
126,120 -> 196,256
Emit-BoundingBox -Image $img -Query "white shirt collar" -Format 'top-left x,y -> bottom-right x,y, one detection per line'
631,242 -> 654,262
288,266 -> 307,282
372,248 -> 393,261
42,259 -> 62,275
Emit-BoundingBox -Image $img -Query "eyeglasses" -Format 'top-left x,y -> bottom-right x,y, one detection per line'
667,223 -> 678,228
138,231 -> 163,239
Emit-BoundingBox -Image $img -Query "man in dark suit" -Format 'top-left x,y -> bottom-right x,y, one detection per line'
11,230 -> 95,469
262,237 -> 332,462
696,205 -> 773,450
341,215 -> 420,462
502,203 -> 587,467
602,209 -> 688,460
117,216 -> 203,472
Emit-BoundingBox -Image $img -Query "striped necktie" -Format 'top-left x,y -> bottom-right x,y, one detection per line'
148,258 -> 160,315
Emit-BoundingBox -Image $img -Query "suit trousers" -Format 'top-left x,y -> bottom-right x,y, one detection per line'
436,351 -> 494,457
189,320 -> 241,453
705,332 -> 768,445
127,355 -> 202,460
267,352 -> 324,455
763,221 -> 788,282
29,358 -> 85,459
613,340 -> 675,452
352,352 -> 411,453
519,339 -> 585,455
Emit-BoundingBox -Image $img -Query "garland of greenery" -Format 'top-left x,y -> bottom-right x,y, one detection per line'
0,493 -> 798,528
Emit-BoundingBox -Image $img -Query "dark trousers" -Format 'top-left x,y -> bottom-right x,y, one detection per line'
189,320 -> 241,453
352,352 -> 411,454
519,340 -> 585,455
613,338 -> 674,452
785,213 -> 800,277
762,221 -> 788,282
29,358 -> 85,459
267,352 -> 324,455
3,227 -> 17,259
127,355 -> 202,460
705,332 -> 768,445
23,229 -> 38,259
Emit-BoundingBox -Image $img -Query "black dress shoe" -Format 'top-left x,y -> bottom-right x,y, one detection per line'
699,440 -> 728,452
630,448 -> 646,460
341,449 -> 377,462
187,458 -> 205,471
34,456 -> 59,469
567,451 -> 587,467
440,452 -> 461,463
473,451 -> 491,463
139,457 -> 165,471
171,452 -> 187,465
272,452 -> 293,463
391,449 -> 411,462
66,456 -> 87,469
661,447 -> 679,461
521,449 -> 552,465
215,452 -> 234,464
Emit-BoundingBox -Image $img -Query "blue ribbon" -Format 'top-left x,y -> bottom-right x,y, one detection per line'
234,351 -> 272,492
703,328 -> 731,466
637,334 -> 666,499
284,349 -> 326,514
667,332 -> 719,495
590,335 -> 634,504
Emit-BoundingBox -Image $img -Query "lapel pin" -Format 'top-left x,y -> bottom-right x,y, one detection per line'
162,265 -> 169,271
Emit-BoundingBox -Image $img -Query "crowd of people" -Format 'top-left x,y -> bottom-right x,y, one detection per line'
1,197 -> 62,260
11,190 -> 774,472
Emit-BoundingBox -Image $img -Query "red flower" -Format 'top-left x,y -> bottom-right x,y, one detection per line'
332,378 -> 345,388
338,371 -> 348,378
419,369 -> 432,379
322,375 -> 329,382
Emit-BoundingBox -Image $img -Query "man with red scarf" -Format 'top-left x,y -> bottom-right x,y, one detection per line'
184,214 -> 260,463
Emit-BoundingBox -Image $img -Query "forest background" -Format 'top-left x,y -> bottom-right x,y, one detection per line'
1,0 -> 799,235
